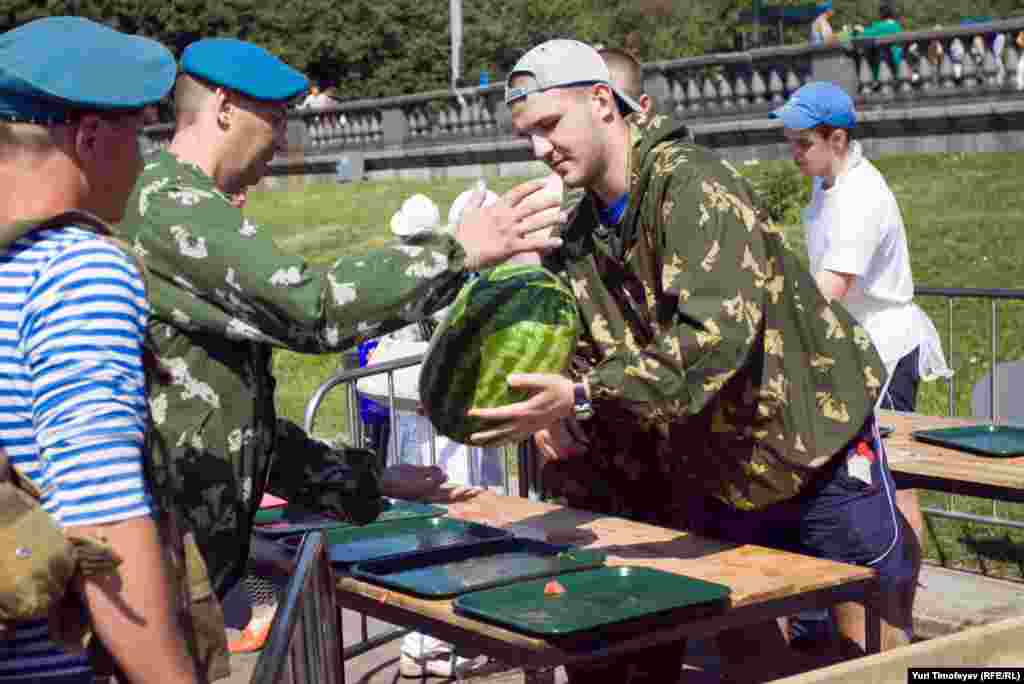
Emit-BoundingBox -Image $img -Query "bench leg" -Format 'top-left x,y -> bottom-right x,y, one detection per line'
864,595 -> 882,655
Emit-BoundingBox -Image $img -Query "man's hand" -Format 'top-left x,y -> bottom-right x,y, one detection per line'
380,463 -> 448,500
457,179 -> 564,271
421,484 -> 485,503
467,373 -> 575,446
814,269 -> 855,302
533,417 -> 589,464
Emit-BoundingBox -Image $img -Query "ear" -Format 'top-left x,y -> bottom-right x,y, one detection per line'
72,114 -> 102,163
590,83 -> 618,121
214,87 -> 233,129
831,128 -> 849,150
638,94 -> 653,115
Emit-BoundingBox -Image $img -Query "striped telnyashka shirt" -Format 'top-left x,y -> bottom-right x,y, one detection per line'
0,226 -> 152,682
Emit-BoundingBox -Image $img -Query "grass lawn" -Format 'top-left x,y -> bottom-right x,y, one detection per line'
249,152 -> 1024,579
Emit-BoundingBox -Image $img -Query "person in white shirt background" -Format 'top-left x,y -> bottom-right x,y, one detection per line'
772,81 -> 951,648
370,190 -> 507,494
362,188 -> 507,678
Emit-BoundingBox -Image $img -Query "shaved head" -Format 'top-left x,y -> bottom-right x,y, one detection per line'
174,73 -> 216,127
598,48 -> 643,101
0,122 -> 68,163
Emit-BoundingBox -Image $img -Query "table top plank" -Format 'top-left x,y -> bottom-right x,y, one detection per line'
333,491 -> 874,664
880,411 -> 1024,497
443,494 -> 873,605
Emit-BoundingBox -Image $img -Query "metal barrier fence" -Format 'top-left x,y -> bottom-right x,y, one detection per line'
915,287 -> 1024,533
295,352 -> 536,681
303,352 -> 535,498
917,286 -> 1024,420
250,531 -> 344,684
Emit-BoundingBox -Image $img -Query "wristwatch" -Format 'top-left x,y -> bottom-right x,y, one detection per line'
572,383 -> 594,421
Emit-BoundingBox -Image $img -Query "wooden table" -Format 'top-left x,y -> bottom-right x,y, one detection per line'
333,492 -> 880,683
879,410 -> 1024,503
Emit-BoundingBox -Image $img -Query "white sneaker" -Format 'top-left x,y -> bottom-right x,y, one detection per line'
399,651 -> 503,679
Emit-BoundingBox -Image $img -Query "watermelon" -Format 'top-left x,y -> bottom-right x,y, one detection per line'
419,263 -> 579,445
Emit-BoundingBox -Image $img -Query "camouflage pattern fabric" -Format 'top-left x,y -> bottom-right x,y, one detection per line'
541,115 -> 887,517
116,149 -> 472,594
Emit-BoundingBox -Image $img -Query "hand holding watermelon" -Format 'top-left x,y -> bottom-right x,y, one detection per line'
418,263 -> 579,446
466,373 -> 577,446
455,178 -> 565,270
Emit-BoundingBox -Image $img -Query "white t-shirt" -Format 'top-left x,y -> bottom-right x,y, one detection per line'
803,141 -> 950,380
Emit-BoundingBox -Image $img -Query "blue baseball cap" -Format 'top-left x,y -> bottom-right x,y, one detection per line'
181,38 -> 309,103
0,16 -> 175,125
770,81 -> 856,130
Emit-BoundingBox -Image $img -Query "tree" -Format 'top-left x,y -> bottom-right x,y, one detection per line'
0,0 -> 1020,98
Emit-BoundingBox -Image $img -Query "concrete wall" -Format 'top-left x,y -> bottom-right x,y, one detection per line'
699,98 -> 1024,164
775,617 -> 1024,684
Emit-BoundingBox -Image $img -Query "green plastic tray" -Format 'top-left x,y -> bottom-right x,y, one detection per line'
278,516 -> 509,569
912,424 -> 1024,457
352,538 -> 606,598
453,566 -> 731,636
253,499 -> 445,538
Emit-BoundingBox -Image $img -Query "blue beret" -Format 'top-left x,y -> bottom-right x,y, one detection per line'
0,16 -> 175,125
181,38 -> 309,102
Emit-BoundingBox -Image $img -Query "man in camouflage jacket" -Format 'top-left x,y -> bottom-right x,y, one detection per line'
116,39 -> 561,607
470,40 -> 920,682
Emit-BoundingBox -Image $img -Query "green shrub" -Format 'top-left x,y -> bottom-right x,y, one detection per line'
739,161 -> 811,226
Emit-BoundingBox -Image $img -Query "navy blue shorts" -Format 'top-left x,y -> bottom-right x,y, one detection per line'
879,346 -> 920,413
686,417 -> 915,591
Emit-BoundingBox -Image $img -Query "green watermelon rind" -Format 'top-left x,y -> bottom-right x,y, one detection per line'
419,264 -> 579,445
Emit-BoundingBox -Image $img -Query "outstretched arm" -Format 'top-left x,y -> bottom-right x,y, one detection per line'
127,175 -> 562,353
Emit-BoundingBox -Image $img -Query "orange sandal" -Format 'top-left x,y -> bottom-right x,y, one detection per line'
228,607 -> 276,653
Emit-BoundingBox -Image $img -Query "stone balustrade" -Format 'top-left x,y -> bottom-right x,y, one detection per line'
643,46 -> 814,121
643,17 -> 1024,121
140,17 -> 1024,180
293,87 -> 509,155
852,18 -> 1024,101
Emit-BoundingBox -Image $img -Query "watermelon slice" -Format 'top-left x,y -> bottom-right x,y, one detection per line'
260,493 -> 287,509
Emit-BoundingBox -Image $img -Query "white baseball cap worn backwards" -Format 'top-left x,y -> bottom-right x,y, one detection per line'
504,39 -> 640,115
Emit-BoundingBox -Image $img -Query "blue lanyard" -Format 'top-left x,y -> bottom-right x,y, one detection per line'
598,192 -> 629,227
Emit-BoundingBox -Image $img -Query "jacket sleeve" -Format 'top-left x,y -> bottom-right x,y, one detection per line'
132,187 -> 468,353
585,155 -> 771,421
265,419 -> 383,525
